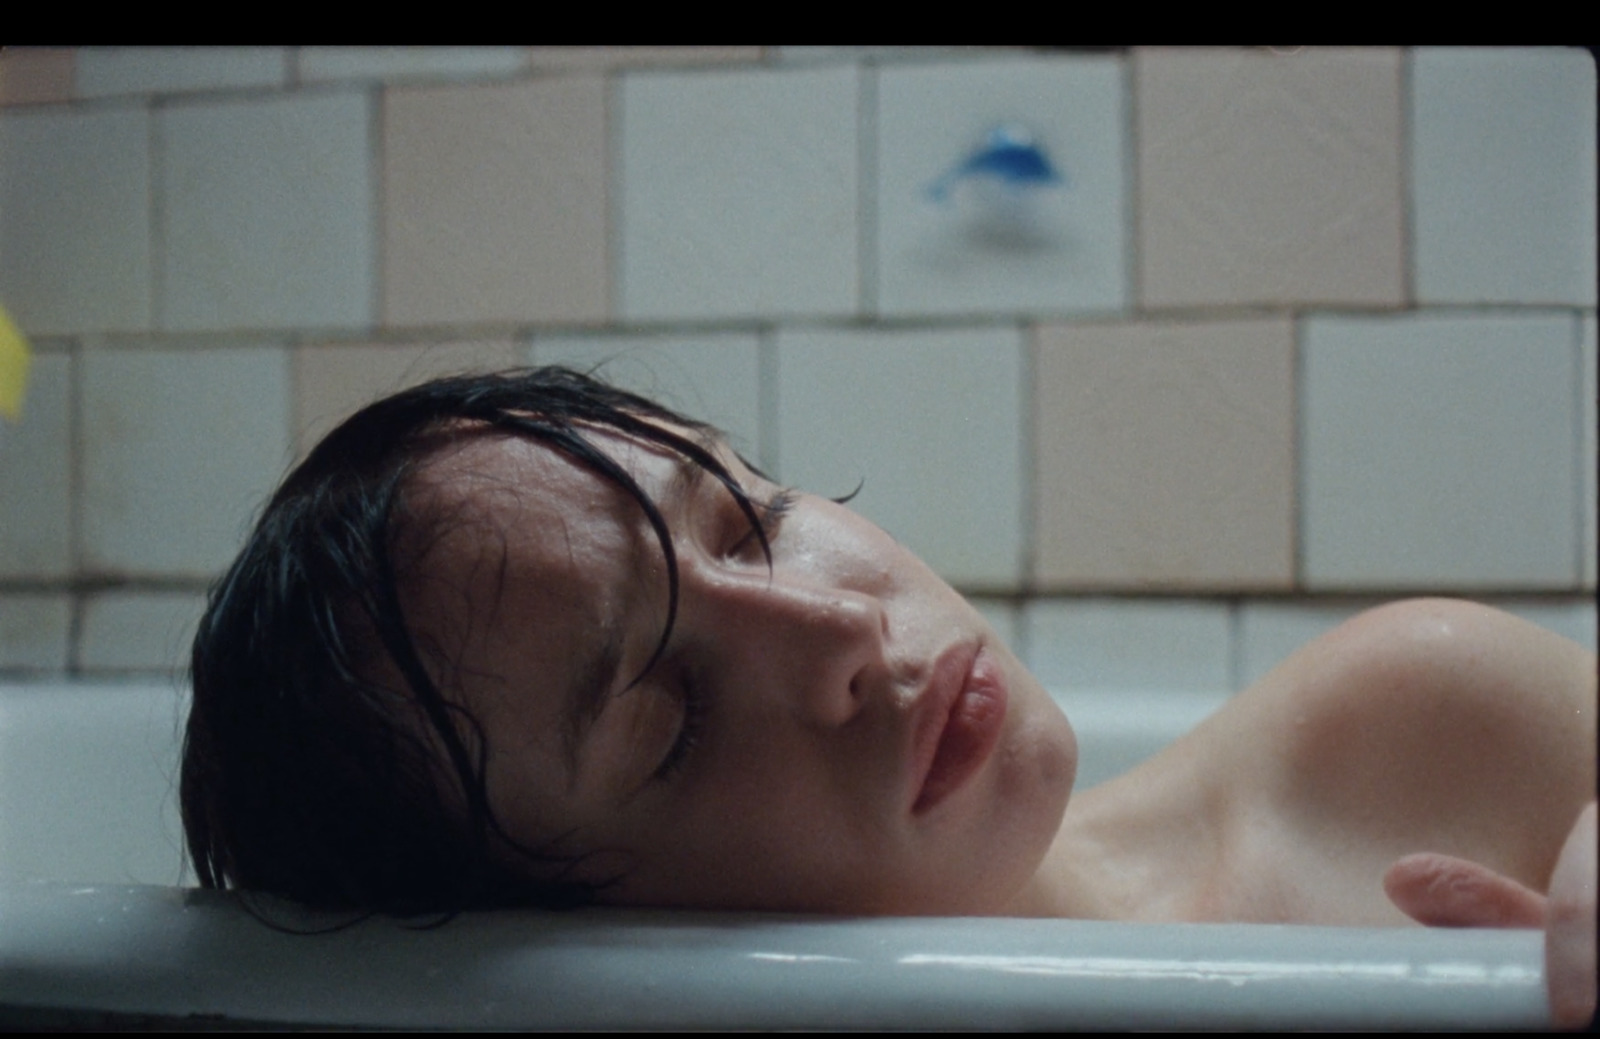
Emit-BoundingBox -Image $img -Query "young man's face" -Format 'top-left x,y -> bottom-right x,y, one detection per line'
401,425 -> 1078,914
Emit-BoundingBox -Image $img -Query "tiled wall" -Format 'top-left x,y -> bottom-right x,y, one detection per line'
1,46 -> 1594,688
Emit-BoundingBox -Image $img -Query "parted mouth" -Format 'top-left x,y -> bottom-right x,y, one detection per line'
911,642 -> 1008,815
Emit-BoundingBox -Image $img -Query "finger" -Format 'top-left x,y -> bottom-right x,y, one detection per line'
1382,852 -> 1546,928
1546,802 -> 1597,1031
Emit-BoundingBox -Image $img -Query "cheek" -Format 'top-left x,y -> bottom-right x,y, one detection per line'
1008,698 -> 1078,807
984,700 -> 1078,871
788,504 -> 902,578
614,749 -> 903,911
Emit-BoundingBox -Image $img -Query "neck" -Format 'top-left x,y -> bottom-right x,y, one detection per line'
1000,757 -> 1229,922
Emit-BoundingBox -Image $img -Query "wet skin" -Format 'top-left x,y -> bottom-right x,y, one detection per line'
394,424 -> 1595,1023
399,427 -> 1078,914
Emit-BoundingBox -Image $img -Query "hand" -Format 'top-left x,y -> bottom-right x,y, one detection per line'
1382,851 -> 1545,927
1383,802 -> 1597,1030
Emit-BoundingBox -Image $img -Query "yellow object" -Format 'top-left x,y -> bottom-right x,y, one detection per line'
0,303 -> 31,422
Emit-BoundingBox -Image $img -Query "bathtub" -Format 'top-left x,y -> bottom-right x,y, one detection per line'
0,680 -> 1552,1029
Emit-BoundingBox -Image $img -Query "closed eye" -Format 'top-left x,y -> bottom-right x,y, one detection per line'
728,487 -> 797,562
653,668 -> 709,782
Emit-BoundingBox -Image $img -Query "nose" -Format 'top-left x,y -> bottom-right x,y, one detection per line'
681,561 -> 888,728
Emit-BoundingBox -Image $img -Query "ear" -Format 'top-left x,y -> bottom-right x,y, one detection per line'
1382,852 -> 1546,929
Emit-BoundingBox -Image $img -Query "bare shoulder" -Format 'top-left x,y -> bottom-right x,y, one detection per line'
1236,599 -> 1596,891
1263,599 -> 1595,745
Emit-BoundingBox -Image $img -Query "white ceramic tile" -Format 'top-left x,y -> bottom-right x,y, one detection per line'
775,47 -> 995,64
78,590 -> 207,672
967,596 -> 1020,660
527,47 -> 764,71
1581,313 -> 1596,589
1495,597 -> 1598,652
1032,316 -> 1296,590
0,106 -> 152,334
0,48 -> 75,106
0,351 -> 71,578
159,90 -> 373,332
1023,597 -> 1232,691
876,54 -> 1127,318
82,345 -> 290,577
1412,47 -> 1597,306
293,339 -> 521,458
1237,599 -> 1376,689
533,331 -> 764,466
619,65 -> 859,321
1302,312 -> 1578,588
77,48 -> 287,98
774,326 -> 1022,588
381,77 -> 608,328
0,593 -> 71,671
299,47 -> 525,83
1135,47 -> 1404,310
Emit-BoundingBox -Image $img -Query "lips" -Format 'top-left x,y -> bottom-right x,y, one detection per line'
911,643 -> 1009,814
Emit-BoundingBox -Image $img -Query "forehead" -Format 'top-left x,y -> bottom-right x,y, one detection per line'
409,420 -> 715,528
394,427 -> 713,833
399,428 -> 693,744
402,431 -> 662,655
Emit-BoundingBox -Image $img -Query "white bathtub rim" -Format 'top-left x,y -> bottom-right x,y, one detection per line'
0,881 -> 1551,1031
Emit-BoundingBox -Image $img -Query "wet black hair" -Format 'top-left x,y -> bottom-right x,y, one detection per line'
179,367 -> 775,917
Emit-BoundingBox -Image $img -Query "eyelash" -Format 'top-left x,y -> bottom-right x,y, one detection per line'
729,487 -> 797,560
654,669 -> 708,782
654,487 -> 796,782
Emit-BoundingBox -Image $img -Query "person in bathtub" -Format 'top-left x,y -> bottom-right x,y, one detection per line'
180,367 -> 1596,1027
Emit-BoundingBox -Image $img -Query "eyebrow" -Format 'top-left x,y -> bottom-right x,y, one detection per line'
670,427 -> 727,496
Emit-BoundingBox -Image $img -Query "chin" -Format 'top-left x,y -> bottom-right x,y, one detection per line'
985,686 -> 1078,908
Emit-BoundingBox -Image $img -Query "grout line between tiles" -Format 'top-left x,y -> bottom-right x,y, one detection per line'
1572,312 -> 1587,588
1292,312 -> 1309,593
1226,600 -> 1244,693
1398,49 -> 1417,309
1019,322 -> 1038,596
148,97 -> 165,333
367,84 -> 383,335
607,69 -> 625,323
65,339 -> 84,675
759,327 -> 779,477
857,60 -> 878,319
1122,49 -> 1141,316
